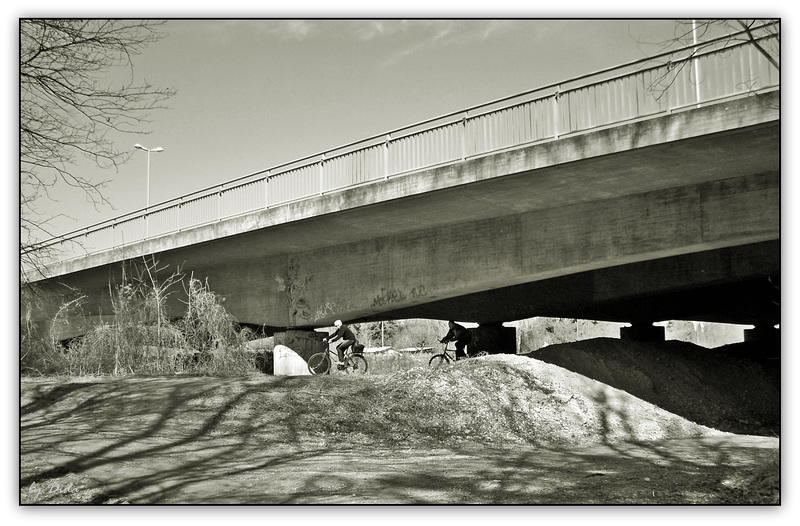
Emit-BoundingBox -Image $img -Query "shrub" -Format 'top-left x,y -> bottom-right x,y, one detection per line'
71,321 -> 187,376
20,285 -> 82,376
21,261 -> 259,377
178,276 -> 242,352
392,319 -> 447,351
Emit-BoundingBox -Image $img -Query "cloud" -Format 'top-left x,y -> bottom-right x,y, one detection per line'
198,20 -> 321,43
360,20 -> 517,66
348,19 -> 518,45
353,20 -> 387,40
276,20 -> 319,40
418,20 -> 517,44
205,19 -> 517,46
255,20 -> 320,41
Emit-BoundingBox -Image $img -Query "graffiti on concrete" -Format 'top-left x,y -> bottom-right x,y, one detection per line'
313,299 -> 354,323
410,284 -> 432,298
275,259 -> 312,326
371,284 -> 433,307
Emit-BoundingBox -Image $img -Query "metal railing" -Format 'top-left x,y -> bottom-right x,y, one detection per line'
26,31 -> 779,269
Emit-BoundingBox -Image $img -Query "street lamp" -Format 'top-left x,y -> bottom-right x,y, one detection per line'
134,144 -> 164,238
134,144 -> 164,209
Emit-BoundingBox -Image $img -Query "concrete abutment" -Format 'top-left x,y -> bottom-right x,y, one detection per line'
471,323 -> 517,355
273,330 -> 325,375
744,325 -> 780,345
620,322 -> 666,342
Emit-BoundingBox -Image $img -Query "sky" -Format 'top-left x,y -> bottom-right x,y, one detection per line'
24,17 -> 695,241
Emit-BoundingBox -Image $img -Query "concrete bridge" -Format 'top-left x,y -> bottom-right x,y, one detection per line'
26,38 -> 780,350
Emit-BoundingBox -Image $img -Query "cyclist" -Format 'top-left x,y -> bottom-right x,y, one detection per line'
440,320 -> 473,360
323,320 -> 357,370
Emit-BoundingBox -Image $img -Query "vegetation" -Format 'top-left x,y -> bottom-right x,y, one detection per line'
20,260 -> 258,377
22,274 -> 750,378
353,319 -> 447,350
20,19 -> 174,280
643,20 -> 779,99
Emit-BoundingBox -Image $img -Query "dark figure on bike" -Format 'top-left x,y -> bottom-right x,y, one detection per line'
324,320 -> 356,366
440,321 -> 472,360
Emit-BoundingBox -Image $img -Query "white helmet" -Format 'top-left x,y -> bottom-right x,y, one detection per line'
334,320 -> 342,327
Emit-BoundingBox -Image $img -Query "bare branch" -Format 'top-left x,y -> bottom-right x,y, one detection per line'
638,19 -> 779,105
20,19 -> 176,278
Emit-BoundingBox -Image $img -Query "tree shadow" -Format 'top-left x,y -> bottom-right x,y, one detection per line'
20,376 -> 334,503
20,373 -> 777,504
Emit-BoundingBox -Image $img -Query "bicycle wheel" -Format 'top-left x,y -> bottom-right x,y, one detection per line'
428,353 -> 450,370
344,354 -> 368,375
307,352 -> 331,375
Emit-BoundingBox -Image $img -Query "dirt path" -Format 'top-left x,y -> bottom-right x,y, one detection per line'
21,432 -> 777,504
20,376 -> 778,504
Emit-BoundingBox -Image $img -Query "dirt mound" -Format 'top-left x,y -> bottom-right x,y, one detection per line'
523,338 -> 780,436
20,339 -> 776,450
375,354 -> 728,448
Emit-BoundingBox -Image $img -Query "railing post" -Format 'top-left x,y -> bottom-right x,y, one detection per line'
553,86 -> 561,140
217,185 -> 223,221
264,170 -> 270,209
319,154 -> 325,195
461,112 -> 468,161
692,20 -> 702,108
665,62 -> 674,114
384,135 -> 390,179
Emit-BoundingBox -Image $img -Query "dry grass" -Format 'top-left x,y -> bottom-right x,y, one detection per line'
21,267 -> 260,378
363,350 -> 433,375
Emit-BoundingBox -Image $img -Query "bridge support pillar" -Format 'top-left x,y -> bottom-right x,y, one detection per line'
470,322 -> 517,355
620,322 -> 665,342
744,324 -> 780,345
273,330 -> 325,375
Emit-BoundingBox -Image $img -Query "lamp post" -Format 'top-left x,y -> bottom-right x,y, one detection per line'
134,144 -> 164,238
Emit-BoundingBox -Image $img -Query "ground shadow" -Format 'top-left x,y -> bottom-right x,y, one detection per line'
20,373 -> 777,504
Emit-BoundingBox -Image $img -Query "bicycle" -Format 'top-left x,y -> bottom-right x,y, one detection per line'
428,342 -> 488,370
307,341 -> 368,375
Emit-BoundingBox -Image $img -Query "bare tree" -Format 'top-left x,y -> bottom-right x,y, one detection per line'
671,20 -> 778,67
644,19 -> 779,102
20,19 -> 175,280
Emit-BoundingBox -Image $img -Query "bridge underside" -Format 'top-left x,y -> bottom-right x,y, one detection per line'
370,241 -> 780,327
32,95 -> 780,340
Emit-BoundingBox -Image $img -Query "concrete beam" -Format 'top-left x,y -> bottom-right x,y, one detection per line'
281,170 -> 777,328
33,93 -> 778,281
29,96 -> 779,340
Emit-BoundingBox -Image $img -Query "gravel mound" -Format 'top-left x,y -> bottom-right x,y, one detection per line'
371,336 -> 779,447
380,352 -> 731,448
521,338 -> 780,437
